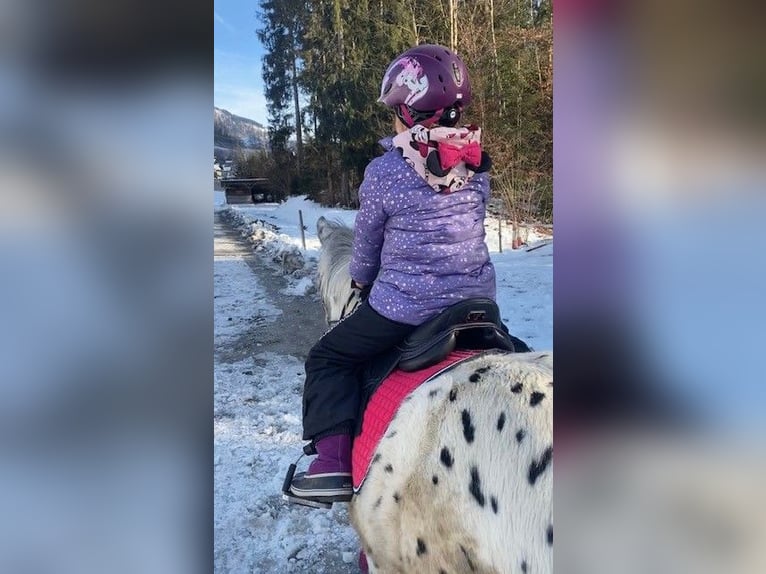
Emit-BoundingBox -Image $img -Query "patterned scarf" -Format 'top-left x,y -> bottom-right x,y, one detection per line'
392,125 -> 484,193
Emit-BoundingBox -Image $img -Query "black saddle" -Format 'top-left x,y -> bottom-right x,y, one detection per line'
356,298 -> 530,434
397,298 -> 524,371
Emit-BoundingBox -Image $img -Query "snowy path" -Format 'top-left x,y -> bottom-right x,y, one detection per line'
213,194 -> 551,573
214,214 -> 359,573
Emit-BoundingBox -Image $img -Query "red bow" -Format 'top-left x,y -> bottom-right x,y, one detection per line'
437,141 -> 482,170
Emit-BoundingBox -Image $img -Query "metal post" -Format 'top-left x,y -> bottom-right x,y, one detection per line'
298,210 -> 306,250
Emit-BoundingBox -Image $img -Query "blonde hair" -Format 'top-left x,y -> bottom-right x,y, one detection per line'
393,115 -> 409,134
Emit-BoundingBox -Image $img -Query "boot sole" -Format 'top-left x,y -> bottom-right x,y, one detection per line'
289,471 -> 353,501
289,486 -> 352,501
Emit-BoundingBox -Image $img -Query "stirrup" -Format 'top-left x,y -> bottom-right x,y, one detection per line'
282,440 -> 350,509
281,462 -> 334,509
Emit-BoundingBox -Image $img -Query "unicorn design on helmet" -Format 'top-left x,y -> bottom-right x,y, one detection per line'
393,57 -> 429,106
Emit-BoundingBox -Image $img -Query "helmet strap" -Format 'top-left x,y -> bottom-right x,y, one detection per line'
395,104 -> 462,129
395,104 -> 416,128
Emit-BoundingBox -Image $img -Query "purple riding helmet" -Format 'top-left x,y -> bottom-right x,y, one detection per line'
378,44 -> 472,128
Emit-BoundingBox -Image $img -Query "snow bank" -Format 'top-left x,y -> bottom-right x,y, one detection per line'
217,196 -> 356,296
221,195 -> 552,349
214,189 -> 227,210
224,196 -> 356,256
219,206 -> 309,275
226,194 -> 552,255
484,214 -> 553,253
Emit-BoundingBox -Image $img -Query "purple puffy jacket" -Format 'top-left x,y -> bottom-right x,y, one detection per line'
349,136 -> 496,326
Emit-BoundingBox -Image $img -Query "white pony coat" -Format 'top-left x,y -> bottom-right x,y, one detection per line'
316,217 -> 553,574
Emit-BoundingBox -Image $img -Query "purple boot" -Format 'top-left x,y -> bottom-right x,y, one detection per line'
289,434 -> 353,502
358,550 -> 369,573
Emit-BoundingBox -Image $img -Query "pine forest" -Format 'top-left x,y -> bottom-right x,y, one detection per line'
250,0 -> 552,223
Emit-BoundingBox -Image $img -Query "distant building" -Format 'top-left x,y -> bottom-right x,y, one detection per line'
222,160 -> 235,180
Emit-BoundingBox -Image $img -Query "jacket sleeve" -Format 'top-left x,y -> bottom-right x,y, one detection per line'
349,160 -> 388,285
473,171 -> 491,202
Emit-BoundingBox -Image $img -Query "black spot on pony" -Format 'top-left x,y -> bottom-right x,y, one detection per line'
469,466 -> 485,507
528,446 -> 553,485
416,538 -> 427,556
530,391 -> 546,406
440,447 -> 454,468
462,410 -> 475,443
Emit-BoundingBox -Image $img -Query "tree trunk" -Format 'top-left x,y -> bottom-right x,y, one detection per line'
334,0 -> 345,70
516,59 -> 522,128
489,0 -> 500,116
448,0 -> 457,52
341,169 -> 350,206
291,51 -> 303,173
311,93 -> 318,135
410,2 -> 419,44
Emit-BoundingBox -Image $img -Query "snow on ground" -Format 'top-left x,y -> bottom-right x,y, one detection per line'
214,353 -> 358,573
214,192 -> 552,572
214,189 -> 227,208
227,195 -> 356,257
493,243 -> 553,351
280,275 -> 314,297
214,256 -> 282,345
218,193 -> 553,349
214,220 -> 358,573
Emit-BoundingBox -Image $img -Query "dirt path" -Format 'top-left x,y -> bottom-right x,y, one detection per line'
214,213 -> 327,364
214,212 -> 359,574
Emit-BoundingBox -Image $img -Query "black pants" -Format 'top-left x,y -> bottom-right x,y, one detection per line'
302,301 -> 416,440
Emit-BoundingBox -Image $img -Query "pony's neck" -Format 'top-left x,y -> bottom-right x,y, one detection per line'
318,224 -> 358,324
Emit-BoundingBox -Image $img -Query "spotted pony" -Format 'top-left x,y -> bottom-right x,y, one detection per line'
316,216 -> 553,574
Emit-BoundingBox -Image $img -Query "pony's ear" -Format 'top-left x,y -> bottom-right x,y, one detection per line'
316,216 -> 331,245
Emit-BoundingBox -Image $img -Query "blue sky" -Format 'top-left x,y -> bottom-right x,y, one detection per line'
214,0 -> 268,125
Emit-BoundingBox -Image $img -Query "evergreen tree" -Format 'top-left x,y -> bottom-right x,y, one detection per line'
257,0 -> 305,174
256,0 -> 552,221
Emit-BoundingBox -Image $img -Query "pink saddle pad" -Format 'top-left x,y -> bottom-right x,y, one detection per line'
352,349 -> 479,490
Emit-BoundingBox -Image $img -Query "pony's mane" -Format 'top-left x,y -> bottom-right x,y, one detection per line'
317,219 -> 357,324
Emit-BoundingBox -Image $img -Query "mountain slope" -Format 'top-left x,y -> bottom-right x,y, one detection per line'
214,107 -> 268,158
